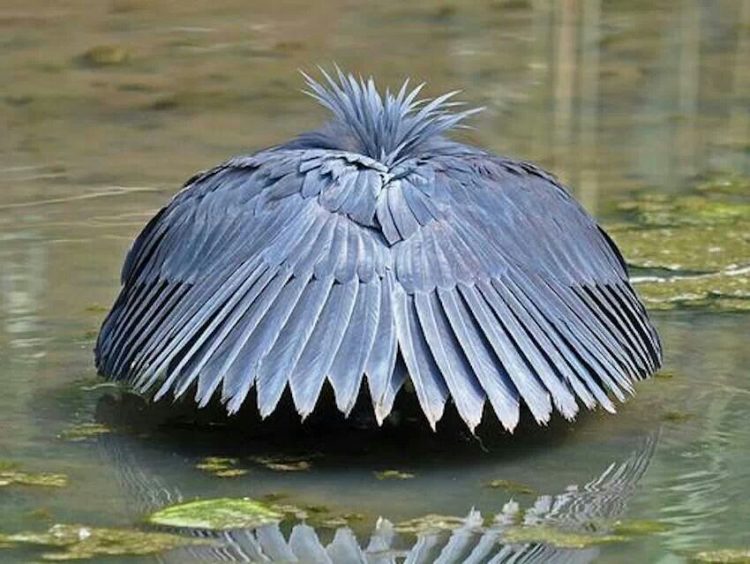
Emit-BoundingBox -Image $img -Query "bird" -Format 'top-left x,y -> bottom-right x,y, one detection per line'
95,69 -> 662,433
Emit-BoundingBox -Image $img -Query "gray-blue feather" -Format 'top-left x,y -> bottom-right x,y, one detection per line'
95,70 -> 662,432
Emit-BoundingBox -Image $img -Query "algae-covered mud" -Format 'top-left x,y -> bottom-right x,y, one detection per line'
610,172 -> 750,312
0,523 -> 211,561
1,0 -> 749,562
148,498 -> 283,530
0,461 -> 68,489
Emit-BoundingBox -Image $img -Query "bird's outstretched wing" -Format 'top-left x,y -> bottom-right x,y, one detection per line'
384,148 -> 661,430
96,145 -> 661,432
97,148 -> 400,423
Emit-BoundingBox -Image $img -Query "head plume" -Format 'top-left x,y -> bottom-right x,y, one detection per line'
300,67 -> 482,166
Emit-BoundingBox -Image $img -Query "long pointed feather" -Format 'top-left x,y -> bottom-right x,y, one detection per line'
193,266 -> 294,407
329,279 -> 381,415
459,283 -> 553,424
485,279 -> 579,419
438,287 -> 520,431
414,291 -> 485,432
151,260 -> 274,399
365,273 -> 399,416
133,256 -> 266,393
393,285 -> 448,429
500,273 -> 614,412
289,279 -> 359,418
256,275 -> 335,418
223,271 -> 311,413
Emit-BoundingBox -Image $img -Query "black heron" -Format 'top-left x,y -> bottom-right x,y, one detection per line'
95,70 -> 662,432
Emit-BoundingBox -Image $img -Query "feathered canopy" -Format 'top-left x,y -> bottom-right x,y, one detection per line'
95,70 -> 662,433
299,68 -> 482,165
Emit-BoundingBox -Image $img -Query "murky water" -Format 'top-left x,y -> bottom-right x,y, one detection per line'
1,1 -> 749,562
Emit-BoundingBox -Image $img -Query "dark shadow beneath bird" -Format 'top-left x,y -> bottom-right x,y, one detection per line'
95,68 -> 662,435
95,383 -> 586,462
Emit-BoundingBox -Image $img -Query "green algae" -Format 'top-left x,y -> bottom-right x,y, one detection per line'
0,460 -> 19,471
261,500 -> 364,529
611,224 -> 750,272
309,511 -> 365,529
611,519 -> 671,536
634,270 -> 750,312
342,512 -> 365,523
78,382 -> 121,392
0,472 -> 68,488
394,514 -> 468,534
501,525 -> 626,548
484,479 -> 536,495
610,176 -> 750,313
58,423 -> 111,442
77,46 -> 131,68
0,523 -> 208,560
690,548 -> 750,563
285,505 -> 357,529
374,470 -> 415,480
212,469 -> 248,478
148,498 -> 282,530
661,410 -> 694,423
0,464 -> 68,488
696,172 -> 750,197
195,457 -> 248,478
617,194 -> 750,228
250,455 -> 312,472
314,515 -> 350,528
270,503 -> 309,520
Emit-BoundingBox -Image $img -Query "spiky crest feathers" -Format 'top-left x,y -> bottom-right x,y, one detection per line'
301,67 -> 482,166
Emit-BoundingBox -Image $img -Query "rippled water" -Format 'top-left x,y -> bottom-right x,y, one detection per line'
1,1 -> 749,562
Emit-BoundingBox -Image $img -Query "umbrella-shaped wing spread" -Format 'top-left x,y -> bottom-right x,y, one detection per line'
95,73 -> 661,432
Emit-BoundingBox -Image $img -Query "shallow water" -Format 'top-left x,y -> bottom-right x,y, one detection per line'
1,0 -> 749,562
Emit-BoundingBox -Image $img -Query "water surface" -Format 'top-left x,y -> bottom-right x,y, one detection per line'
1,1 -> 749,562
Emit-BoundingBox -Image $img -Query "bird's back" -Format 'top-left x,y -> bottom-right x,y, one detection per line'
96,70 -> 661,432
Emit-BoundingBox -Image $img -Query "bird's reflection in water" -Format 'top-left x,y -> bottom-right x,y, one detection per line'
94,391 -> 657,563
